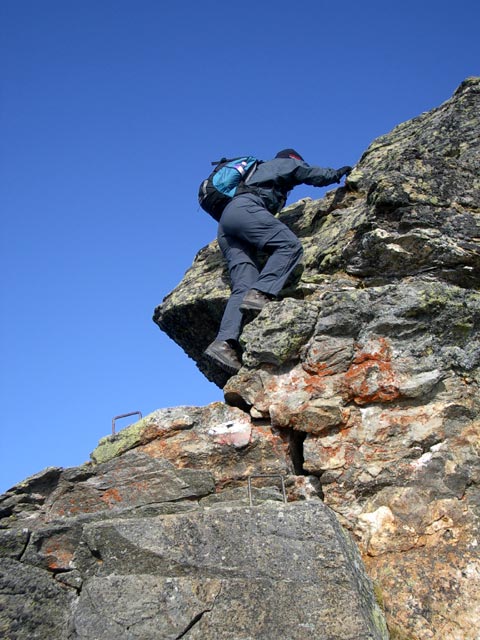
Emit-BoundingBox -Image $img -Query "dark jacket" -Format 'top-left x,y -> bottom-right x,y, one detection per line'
238,157 -> 343,214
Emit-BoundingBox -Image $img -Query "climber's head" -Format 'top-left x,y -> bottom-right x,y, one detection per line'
275,149 -> 304,161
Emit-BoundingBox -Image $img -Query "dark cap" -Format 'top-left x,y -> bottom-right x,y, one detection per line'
275,148 -> 304,161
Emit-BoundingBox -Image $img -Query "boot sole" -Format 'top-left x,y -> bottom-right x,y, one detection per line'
204,348 -> 241,374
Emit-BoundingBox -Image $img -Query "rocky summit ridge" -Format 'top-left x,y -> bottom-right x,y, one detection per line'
1,78 -> 480,640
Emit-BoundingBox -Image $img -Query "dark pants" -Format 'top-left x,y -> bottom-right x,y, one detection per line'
216,194 -> 303,342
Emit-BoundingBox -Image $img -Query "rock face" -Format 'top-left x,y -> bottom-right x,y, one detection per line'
154,77 -> 480,640
73,503 -> 385,640
1,405 -> 387,639
1,78 -> 479,640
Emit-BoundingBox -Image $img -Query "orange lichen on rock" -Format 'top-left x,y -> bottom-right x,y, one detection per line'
344,338 -> 400,404
100,487 -> 123,506
44,544 -> 74,571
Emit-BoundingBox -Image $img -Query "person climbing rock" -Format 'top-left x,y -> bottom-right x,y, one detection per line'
204,148 -> 352,374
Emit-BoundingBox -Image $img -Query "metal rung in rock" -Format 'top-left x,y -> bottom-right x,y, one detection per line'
111,411 -> 143,436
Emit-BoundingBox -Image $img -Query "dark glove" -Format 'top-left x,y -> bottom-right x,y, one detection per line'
335,166 -> 353,182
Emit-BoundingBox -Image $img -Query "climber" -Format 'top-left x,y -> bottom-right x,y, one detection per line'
204,148 -> 352,374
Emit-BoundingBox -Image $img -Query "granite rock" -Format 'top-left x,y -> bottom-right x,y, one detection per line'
71,502 -> 387,640
155,77 -> 480,640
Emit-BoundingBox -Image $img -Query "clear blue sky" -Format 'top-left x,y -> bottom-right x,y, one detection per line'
1,0 -> 478,493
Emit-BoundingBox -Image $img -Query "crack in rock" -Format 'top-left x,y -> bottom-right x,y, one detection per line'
174,584 -> 222,639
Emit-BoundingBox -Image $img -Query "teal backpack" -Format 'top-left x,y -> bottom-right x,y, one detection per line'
198,156 -> 259,221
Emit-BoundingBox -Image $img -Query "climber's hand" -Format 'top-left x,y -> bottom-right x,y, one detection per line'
335,166 -> 353,182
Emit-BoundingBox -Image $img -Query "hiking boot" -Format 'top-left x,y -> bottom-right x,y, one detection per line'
240,289 -> 274,313
204,340 -> 242,374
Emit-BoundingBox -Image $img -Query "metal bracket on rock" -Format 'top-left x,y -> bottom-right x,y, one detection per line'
247,474 -> 287,507
111,411 -> 143,436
